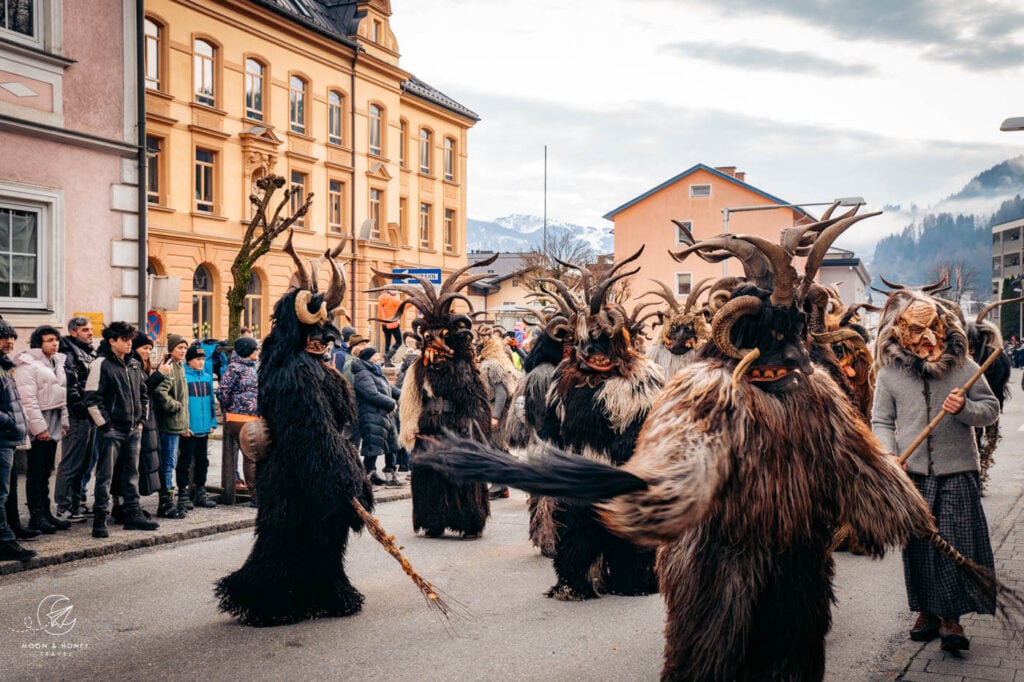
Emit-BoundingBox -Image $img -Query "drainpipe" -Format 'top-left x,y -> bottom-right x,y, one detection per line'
349,48 -> 359,327
135,0 -> 147,326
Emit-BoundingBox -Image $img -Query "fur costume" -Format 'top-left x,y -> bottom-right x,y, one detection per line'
423,209 -> 942,680
478,330 -> 519,450
376,257 -> 496,538
641,278 -> 712,378
216,238 -> 373,627
530,249 -> 662,601
963,299 -> 1013,483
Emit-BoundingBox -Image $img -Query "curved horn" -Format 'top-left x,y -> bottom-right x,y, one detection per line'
811,328 -> 867,345
839,302 -> 879,327
879,275 -> 907,290
437,292 -> 475,316
921,278 -> 950,294
798,211 -> 881,300
711,295 -> 763,359
672,238 -> 773,290
440,252 -> 499,295
553,257 -> 592,297
294,290 -> 326,325
683,278 -> 713,315
976,297 -> 1024,324
645,279 -> 682,314
671,219 -> 695,245
322,249 -> 347,313
590,266 -> 640,315
283,230 -> 311,291
733,235 -> 796,307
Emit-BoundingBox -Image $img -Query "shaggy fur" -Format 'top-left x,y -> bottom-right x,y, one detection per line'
216,290 -> 372,627
646,342 -> 698,378
540,350 -> 663,600
965,319 -> 1010,484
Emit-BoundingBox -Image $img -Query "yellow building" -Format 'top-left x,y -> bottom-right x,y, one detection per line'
143,0 -> 478,344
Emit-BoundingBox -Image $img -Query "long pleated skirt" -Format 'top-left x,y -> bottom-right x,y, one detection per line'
903,471 -> 996,617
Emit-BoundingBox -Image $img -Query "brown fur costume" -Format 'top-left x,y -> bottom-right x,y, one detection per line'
375,257 -> 496,538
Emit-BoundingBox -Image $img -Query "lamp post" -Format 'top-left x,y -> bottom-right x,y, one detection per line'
719,196 -> 865,276
1000,117 -> 1024,131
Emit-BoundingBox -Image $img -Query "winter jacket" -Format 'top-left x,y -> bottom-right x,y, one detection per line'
138,368 -> 162,495
185,365 -> 218,436
218,352 -> 259,416
84,341 -> 149,433
151,361 -> 189,435
14,348 -> 70,438
0,354 -> 29,448
60,335 -> 96,421
872,358 -> 999,476
352,358 -> 399,458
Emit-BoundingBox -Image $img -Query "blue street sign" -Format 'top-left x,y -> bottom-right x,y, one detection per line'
391,268 -> 442,285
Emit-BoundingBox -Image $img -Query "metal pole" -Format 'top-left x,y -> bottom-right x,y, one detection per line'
721,208 -> 730,277
543,144 -> 547,261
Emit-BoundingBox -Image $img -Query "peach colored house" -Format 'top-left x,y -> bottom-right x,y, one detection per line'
0,0 -> 142,337
605,164 -> 817,309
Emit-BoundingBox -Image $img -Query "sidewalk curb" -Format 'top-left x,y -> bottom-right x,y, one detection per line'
0,488 -> 413,577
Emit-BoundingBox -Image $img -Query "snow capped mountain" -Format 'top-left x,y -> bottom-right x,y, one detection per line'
467,214 -> 613,254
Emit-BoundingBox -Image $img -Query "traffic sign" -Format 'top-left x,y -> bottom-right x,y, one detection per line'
146,310 -> 162,341
391,268 -> 442,285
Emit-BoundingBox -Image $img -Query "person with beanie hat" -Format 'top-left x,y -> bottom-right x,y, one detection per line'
180,344 -> 218,508
122,332 -> 161,520
0,319 -> 36,561
234,337 -> 258,360
219,338 -> 260,503
351,346 -> 403,487
150,333 -> 190,518
53,316 -> 98,521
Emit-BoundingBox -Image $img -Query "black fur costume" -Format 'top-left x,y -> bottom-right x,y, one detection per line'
374,258 -> 496,538
216,243 -> 372,627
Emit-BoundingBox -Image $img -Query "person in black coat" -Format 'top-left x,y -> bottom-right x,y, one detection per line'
351,347 -> 402,487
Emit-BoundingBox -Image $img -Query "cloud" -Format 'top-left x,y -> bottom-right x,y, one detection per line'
707,0 -> 1024,72
460,90 -> 1014,255
665,41 -> 876,77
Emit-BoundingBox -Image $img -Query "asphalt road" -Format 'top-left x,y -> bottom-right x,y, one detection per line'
2,370 -> 1023,681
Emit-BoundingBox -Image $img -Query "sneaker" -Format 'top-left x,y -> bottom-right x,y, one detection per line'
0,540 -> 37,562
54,508 -> 86,523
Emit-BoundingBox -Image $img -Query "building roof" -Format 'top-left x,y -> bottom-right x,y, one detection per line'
252,1 -> 479,122
403,76 -> 480,122
602,163 -> 814,221
467,251 -> 530,291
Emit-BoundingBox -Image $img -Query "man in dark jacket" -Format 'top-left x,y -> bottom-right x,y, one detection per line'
84,321 -> 159,538
0,318 -> 35,561
352,347 -> 402,487
53,316 -> 97,520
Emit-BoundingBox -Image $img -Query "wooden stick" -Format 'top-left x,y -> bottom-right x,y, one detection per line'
896,348 -> 1004,465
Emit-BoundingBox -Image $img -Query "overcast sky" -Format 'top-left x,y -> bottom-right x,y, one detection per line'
390,0 -> 1024,252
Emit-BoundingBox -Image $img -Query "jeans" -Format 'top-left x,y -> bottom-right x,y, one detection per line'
54,417 -> 96,512
25,437 -> 58,513
382,326 -> 401,356
0,446 -> 14,541
177,435 -> 210,490
94,428 -> 141,514
79,435 -> 99,502
158,432 -> 180,491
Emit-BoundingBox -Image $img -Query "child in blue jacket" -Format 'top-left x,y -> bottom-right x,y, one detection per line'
177,345 -> 218,508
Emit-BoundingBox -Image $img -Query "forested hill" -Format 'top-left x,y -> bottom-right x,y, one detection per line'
870,194 -> 1024,292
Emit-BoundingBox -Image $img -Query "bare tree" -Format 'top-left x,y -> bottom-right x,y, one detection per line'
225,174 -> 313,341
519,230 -> 596,281
926,258 -> 978,304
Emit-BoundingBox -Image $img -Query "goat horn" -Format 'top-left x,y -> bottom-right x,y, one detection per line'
711,295 -> 763,359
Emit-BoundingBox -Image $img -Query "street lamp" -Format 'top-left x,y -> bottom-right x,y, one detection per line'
1000,117 -> 1024,132
718,196 -> 865,275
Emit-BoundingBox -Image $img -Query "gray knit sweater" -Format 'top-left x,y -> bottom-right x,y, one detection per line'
872,358 -> 998,476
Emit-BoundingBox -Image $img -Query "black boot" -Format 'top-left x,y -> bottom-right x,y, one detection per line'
110,503 -> 126,524
0,539 -> 36,562
12,522 -> 41,540
43,508 -> 71,531
92,511 -> 109,539
157,490 -> 184,519
123,508 -> 159,531
176,487 -> 190,516
192,486 -> 217,508
28,509 -> 57,535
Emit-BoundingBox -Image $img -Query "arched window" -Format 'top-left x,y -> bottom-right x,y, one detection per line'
369,104 -> 383,156
243,275 -> 263,338
193,39 -> 216,106
328,90 -> 344,145
245,58 -> 265,121
192,264 -> 214,339
289,75 -> 307,134
444,137 -> 456,182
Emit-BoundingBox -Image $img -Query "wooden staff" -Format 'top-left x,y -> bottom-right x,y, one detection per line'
896,347 -> 1005,465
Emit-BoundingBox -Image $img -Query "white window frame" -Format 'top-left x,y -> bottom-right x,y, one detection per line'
689,184 -> 711,198
0,0 -> 44,49
0,180 -> 61,313
244,58 -> 264,121
675,219 -> 692,245
369,104 -> 383,156
675,271 -> 692,298
193,39 -> 216,107
328,90 -> 343,145
419,128 -> 432,175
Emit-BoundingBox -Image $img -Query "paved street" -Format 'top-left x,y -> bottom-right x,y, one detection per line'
1,370 -> 1024,680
